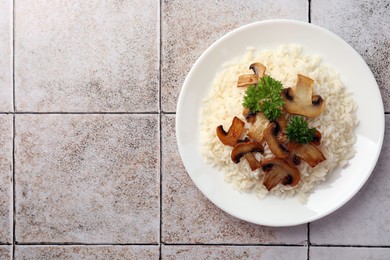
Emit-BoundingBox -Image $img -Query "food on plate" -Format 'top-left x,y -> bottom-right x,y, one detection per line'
261,157 -> 300,191
231,140 -> 264,164
242,75 -> 284,121
281,74 -> 325,117
218,63 -> 327,191
200,45 -> 358,202
237,63 -> 266,87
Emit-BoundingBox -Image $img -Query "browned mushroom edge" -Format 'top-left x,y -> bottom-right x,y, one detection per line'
237,74 -> 258,88
216,116 -> 245,146
231,141 -> 264,164
311,129 -> 322,146
281,74 -> 325,118
262,121 -> 289,159
288,142 -> 326,167
237,62 -> 267,88
242,107 -> 257,123
244,153 -> 262,171
261,157 -> 300,191
284,153 -> 302,167
249,62 -> 266,78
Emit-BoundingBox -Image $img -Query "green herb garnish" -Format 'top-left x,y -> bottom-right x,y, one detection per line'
242,75 -> 284,121
286,116 -> 317,144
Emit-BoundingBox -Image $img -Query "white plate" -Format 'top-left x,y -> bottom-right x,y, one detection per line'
176,19 -> 384,227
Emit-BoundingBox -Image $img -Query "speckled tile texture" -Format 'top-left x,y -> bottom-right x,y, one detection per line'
161,114 -> 307,244
14,1 -> 159,112
162,245 -> 307,259
15,245 -> 159,260
310,115 -> 390,246
310,247 -> 390,260
15,115 -> 159,243
0,0 -> 13,111
311,0 -> 390,112
1,1 -> 389,258
0,115 -> 13,244
161,0 -> 308,112
0,245 -> 11,259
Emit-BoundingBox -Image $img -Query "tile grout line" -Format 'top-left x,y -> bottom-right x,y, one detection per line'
14,243 -> 160,246
4,242 -> 390,248
158,0 -> 163,259
3,111 -> 160,115
158,114 -> 163,259
12,0 -> 16,258
158,243 -> 308,247
12,115 -> 15,258
0,112 -> 177,115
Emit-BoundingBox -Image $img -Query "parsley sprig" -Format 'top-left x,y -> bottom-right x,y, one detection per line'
242,75 -> 284,121
286,116 -> 317,144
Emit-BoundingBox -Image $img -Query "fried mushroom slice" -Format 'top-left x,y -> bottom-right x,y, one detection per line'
261,157 -> 300,191
237,74 -> 258,87
263,121 -> 289,159
249,62 -> 266,78
244,153 -> 262,171
242,107 -> 257,123
237,62 -> 267,88
311,130 -> 322,146
247,113 -> 268,142
231,141 -> 264,164
281,74 -> 325,117
216,117 -> 245,146
284,153 -> 302,167
288,142 -> 326,167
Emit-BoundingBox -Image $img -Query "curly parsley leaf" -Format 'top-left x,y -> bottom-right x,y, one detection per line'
286,116 -> 317,144
242,75 -> 284,121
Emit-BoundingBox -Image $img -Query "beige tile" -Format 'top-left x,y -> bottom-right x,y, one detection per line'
15,114 -> 159,243
310,247 -> 390,260
15,245 -> 159,260
310,115 -> 390,245
15,1 -> 159,112
162,245 -> 307,260
161,0 -> 308,112
161,114 -> 306,244
312,0 -> 390,111
0,115 -> 13,243
0,245 -> 12,260
0,0 -> 13,111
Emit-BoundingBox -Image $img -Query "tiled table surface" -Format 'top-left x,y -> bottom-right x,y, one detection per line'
0,0 -> 389,259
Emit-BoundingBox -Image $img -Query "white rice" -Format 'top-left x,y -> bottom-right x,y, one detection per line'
200,44 -> 358,203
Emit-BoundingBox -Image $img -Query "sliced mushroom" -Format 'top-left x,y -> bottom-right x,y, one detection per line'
249,62 -> 266,78
237,63 -> 266,87
288,142 -> 326,167
242,107 -> 257,123
263,122 -> 289,159
216,116 -> 245,146
237,74 -> 258,87
261,157 -> 300,191
284,153 -> 302,167
231,141 -> 264,164
244,153 -> 262,171
274,113 -> 288,144
275,112 -> 288,130
281,74 -> 325,117
247,113 -> 268,142
311,130 -> 322,146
